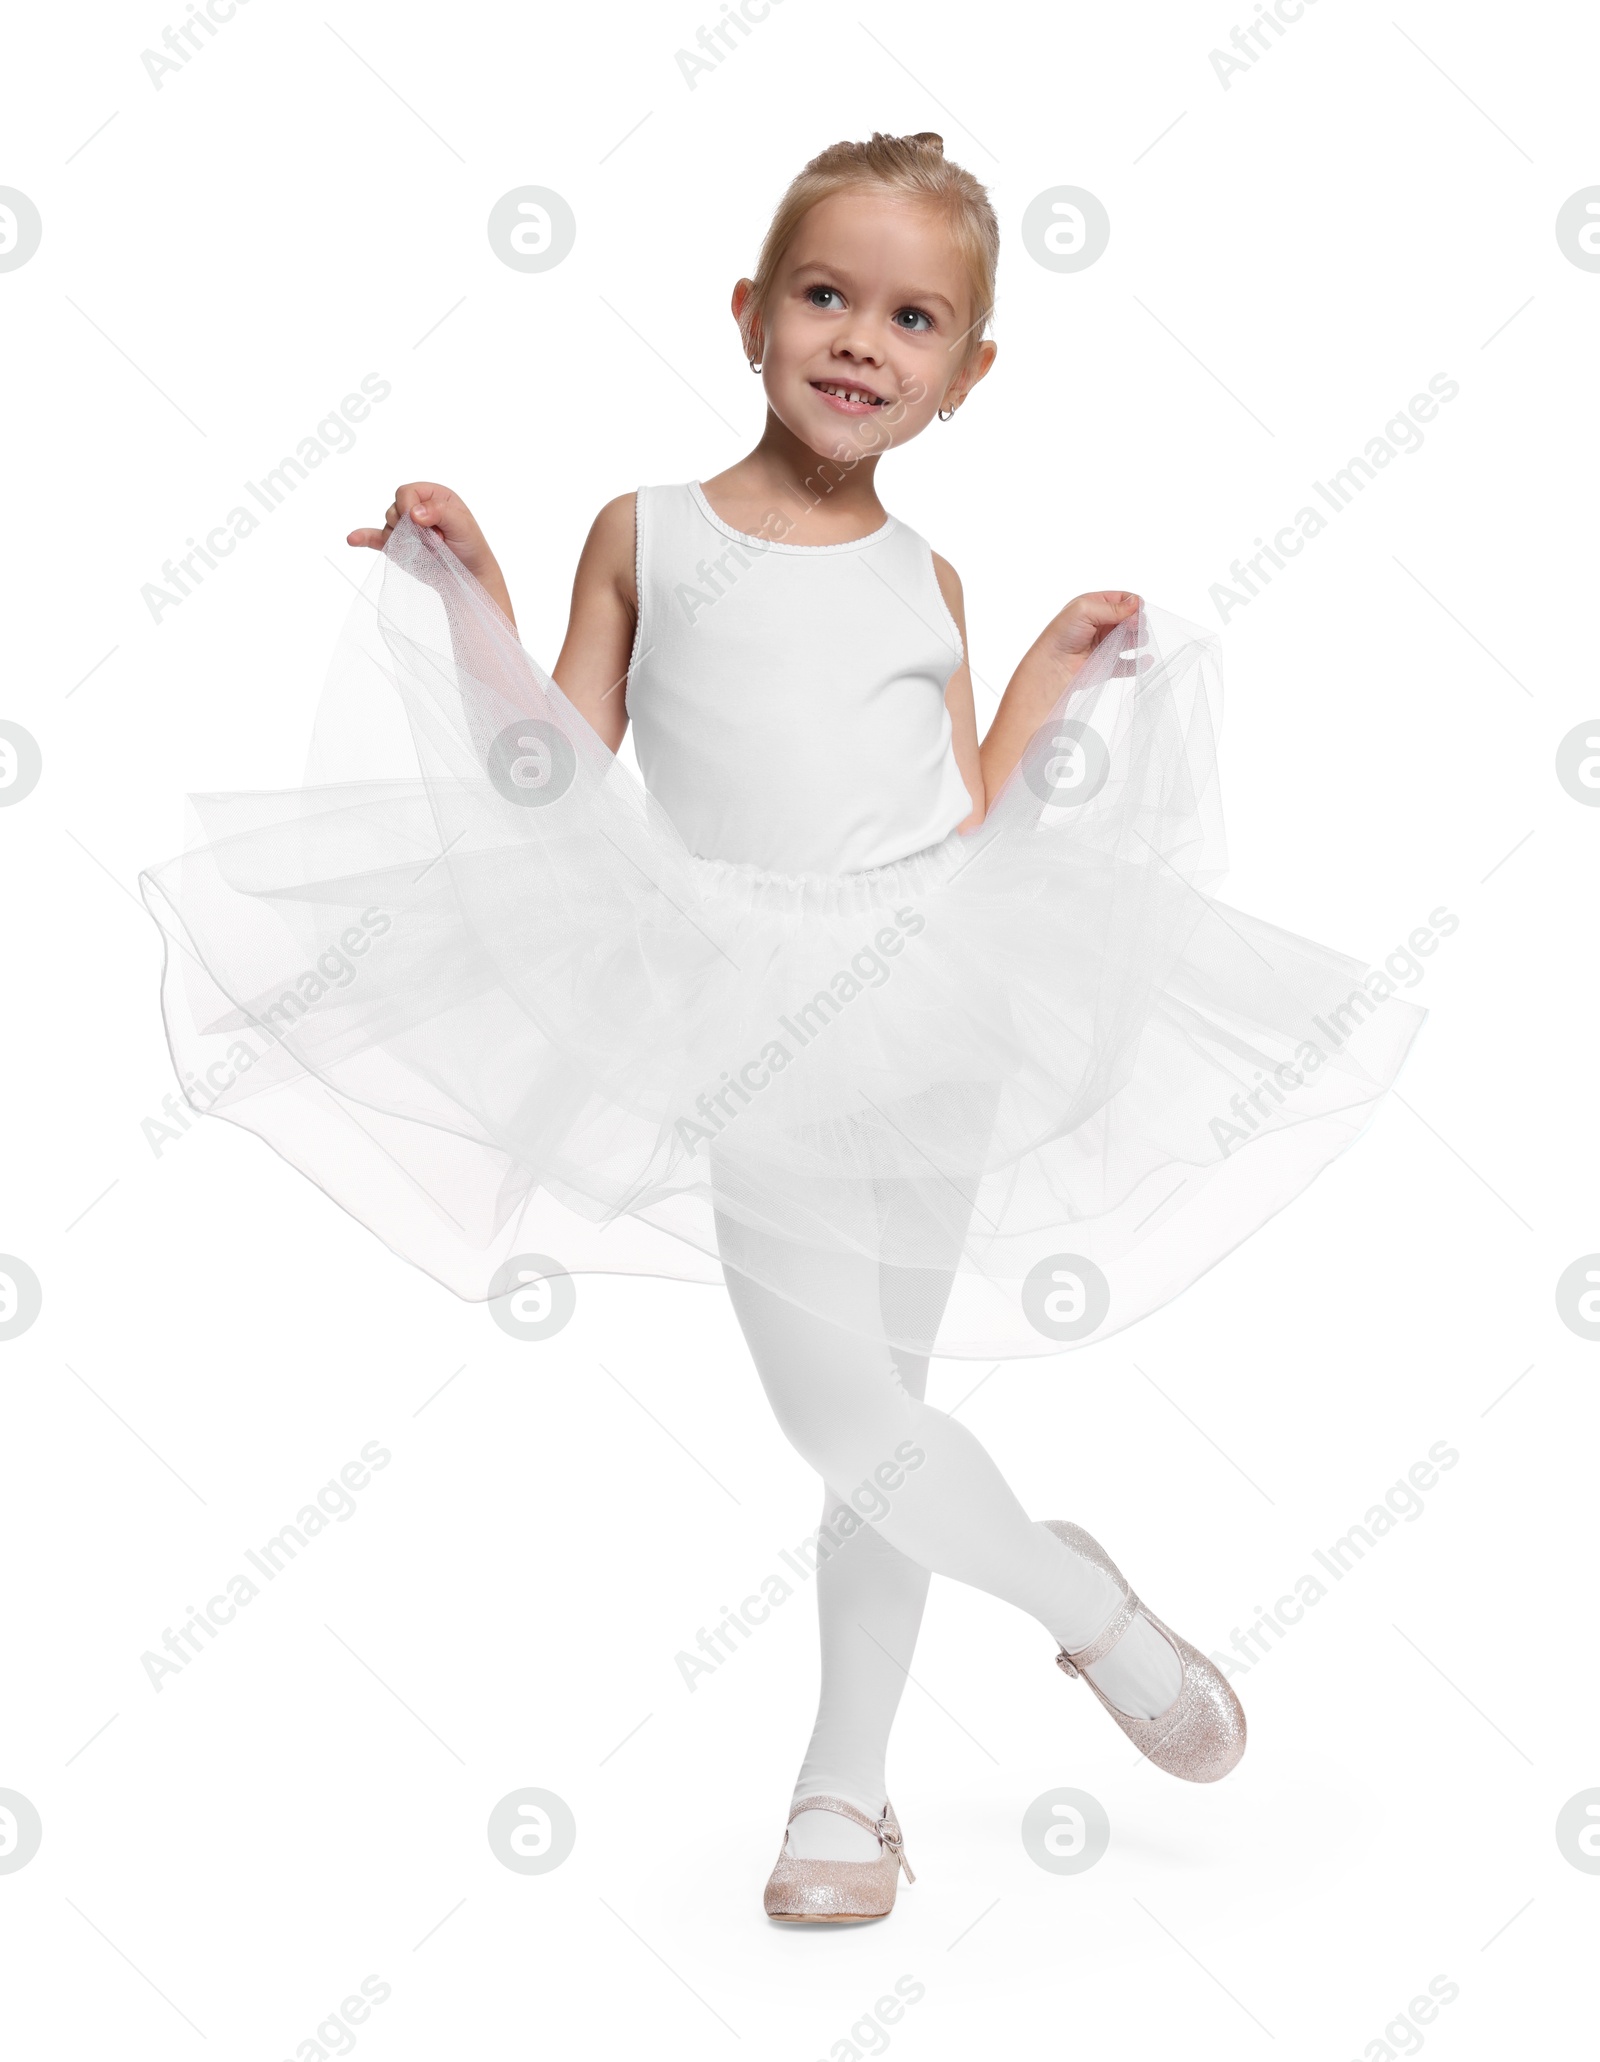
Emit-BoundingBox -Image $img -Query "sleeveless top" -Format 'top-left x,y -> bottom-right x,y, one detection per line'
624,481 -> 973,877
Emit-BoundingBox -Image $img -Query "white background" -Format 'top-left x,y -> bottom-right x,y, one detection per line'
3,0 -> 1597,2054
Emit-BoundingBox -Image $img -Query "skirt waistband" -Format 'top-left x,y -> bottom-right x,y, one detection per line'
683,827 -> 970,917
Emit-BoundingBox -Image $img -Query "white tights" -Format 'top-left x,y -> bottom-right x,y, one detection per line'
717,1215 -> 1184,1861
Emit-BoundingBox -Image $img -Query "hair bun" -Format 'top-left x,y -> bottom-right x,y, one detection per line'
906,131 -> 944,154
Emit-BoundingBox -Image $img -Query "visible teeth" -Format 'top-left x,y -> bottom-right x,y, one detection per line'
817,383 -> 880,403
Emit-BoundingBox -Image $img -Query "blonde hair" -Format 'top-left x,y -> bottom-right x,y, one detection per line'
738,131 -> 998,389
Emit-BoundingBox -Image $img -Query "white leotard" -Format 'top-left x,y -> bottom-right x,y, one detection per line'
624,481 -> 973,876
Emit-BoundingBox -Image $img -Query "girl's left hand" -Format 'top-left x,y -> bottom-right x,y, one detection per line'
1043,591 -> 1142,666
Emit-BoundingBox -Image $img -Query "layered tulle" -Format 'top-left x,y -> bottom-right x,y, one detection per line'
139,514 -> 1425,1357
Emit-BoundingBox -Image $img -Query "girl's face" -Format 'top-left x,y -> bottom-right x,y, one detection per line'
739,189 -> 994,463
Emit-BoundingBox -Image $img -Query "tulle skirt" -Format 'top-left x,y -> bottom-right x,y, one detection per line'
139,514 -> 1425,1358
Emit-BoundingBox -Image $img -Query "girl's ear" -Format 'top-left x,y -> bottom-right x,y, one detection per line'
944,337 -> 998,411
731,277 -> 761,362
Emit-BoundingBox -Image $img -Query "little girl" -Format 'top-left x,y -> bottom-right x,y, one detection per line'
143,132 -> 1424,1922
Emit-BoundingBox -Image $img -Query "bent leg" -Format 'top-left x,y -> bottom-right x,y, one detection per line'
718,1227 -> 1122,1652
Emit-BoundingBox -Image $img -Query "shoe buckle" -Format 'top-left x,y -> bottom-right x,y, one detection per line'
1055,1647 -> 1081,1679
875,1811 -> 915,1884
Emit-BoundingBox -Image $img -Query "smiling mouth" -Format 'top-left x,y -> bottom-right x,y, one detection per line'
810,380 -> 888,409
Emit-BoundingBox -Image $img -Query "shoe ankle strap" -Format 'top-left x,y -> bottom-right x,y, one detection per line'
1056,1588 -> 1141,1677
787,1793 -> 888,1837
787,1795 -> 915,1882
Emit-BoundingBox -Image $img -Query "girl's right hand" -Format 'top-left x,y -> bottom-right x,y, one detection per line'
348,483 -> 491,577
348,483 -> 516,623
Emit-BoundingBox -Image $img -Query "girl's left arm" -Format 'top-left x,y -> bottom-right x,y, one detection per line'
930,553 -> 985,832
932,555 -> 1142,826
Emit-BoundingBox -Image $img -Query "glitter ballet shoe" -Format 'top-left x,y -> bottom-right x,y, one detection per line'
762,1795 -> 915,1922
1045,1519 -> 1246,1782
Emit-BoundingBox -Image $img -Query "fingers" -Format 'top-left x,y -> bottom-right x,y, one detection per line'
348,502 -> 402,549
397,482 -> 447,527
348,483 -> 470,549
348,485 -> 447,549
1064,592 -> 1142,639
1082,590 -> 1141,619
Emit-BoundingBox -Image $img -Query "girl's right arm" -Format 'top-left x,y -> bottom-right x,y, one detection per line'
349,484 -> 637,754
548,492 -> 637,754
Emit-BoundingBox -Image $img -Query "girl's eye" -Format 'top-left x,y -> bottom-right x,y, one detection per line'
803,287 -> 933,331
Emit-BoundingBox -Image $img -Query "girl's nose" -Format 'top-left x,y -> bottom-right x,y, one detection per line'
834,327 -> 886,367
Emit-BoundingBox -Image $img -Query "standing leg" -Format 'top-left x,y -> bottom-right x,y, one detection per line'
785,1350 -> 933,1861
785,1171 -> 970,1861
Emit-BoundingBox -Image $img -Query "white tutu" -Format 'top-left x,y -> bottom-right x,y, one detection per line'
139,515 -> 1425,1357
